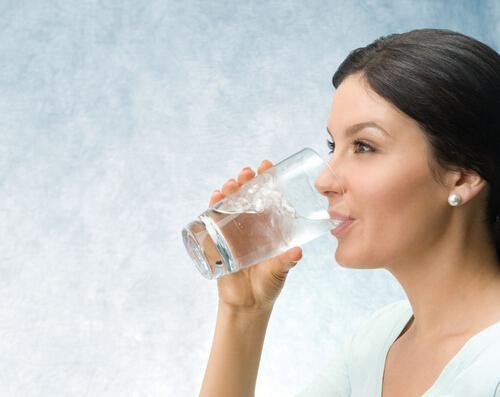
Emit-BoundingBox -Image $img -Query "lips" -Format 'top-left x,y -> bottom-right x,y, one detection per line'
328,210 -> 355,221
330,218 -> 355,237
328,209 -> 355,237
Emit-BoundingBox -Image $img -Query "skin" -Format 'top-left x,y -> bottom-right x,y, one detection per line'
201,161 -> 302,397
316,73 -> 500,395
201,72 -> 500,397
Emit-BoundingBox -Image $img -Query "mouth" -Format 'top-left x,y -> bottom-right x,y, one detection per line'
328,209 -> 355,238
328,210 -> 355,222
330,218 -> 355,237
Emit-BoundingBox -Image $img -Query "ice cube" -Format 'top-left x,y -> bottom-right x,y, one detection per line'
254,198 -> 265,212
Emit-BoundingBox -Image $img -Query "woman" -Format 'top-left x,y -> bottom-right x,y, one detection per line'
199,29 -> 500,396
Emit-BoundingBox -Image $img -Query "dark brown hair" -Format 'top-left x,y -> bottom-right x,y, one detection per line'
332,28 -> 500,259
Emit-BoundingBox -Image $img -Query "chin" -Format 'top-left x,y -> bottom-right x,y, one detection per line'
334,249 -> 382,269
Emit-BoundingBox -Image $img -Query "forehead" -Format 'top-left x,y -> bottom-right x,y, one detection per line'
328,73 -> 446,177
328,73 -> 422,139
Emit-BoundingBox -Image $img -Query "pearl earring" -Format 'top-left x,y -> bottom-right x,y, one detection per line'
448,193 -> 462,206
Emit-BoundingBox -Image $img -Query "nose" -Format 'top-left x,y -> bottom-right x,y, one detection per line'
314,156 -> 345,196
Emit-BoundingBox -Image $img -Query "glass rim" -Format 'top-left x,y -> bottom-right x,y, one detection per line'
301,147 -> 345,196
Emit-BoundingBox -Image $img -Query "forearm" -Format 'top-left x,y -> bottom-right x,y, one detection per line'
199,302 -> 273,397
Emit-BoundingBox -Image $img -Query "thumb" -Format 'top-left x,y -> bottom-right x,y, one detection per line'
275,246 -> 303,272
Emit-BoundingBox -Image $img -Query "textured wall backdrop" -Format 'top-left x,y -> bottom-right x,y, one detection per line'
1,1 -> 498,396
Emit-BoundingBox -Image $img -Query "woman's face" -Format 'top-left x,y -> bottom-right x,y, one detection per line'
316,73 -> 452,269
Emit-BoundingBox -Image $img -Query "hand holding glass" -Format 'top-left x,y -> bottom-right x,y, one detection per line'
182,148 -> 348,279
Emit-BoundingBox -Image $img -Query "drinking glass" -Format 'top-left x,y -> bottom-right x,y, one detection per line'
182,147 -> 349,279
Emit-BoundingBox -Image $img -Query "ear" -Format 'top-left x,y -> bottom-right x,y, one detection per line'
447,169 -> 487,205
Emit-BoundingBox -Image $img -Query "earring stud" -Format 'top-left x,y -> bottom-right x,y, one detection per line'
448,193 -> 462,206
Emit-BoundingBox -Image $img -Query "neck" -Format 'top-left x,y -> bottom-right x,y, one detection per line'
386,225 -> 500,341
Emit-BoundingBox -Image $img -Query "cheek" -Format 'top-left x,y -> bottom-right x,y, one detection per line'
336,160 -> 440,266
349,154 -> 436,219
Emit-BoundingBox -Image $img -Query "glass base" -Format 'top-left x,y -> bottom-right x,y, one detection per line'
182,219 -> 234,280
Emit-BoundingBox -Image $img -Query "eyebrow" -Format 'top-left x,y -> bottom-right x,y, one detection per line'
326,121 -> 390,138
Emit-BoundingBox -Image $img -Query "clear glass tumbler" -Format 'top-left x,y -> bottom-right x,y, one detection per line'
182,147 -> 349,279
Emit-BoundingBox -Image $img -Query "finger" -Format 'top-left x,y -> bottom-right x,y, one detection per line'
276,246 -> 303,272
237,168 -> 255,185
209,189 -> 224,206
221,178 -> 239,196
266,246 -> 303,283
257,160 -> 273,175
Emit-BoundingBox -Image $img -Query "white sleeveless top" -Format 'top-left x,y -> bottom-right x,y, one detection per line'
296,299 -> 500,396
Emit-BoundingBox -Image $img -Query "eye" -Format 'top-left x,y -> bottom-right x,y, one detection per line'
353,139 -> 374,153
326,139 -> 375,154
326,139 -> 335,154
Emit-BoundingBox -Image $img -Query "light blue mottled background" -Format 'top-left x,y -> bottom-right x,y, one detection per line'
0,1 -> 498,395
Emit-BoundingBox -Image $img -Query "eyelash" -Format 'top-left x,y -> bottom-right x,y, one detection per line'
326,139 -> 374,154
